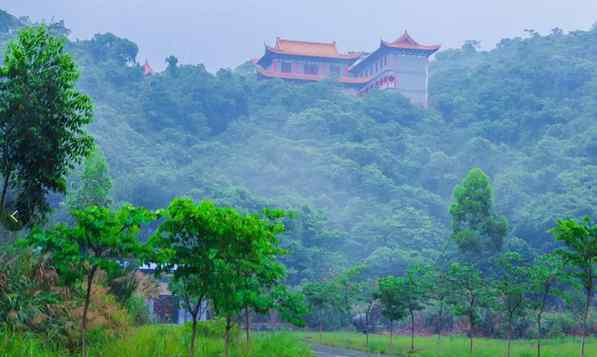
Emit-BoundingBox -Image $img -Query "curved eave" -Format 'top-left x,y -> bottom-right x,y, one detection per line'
263,45 -> 361,61
349,43 -> 440,73
257,66 -> 370,85
381,41 -> 441,54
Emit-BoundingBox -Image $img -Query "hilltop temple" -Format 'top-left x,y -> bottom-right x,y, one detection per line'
255,31 -> 440,107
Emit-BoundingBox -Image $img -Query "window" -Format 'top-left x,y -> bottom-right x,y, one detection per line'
281,62 -> 292,73
304,63 -> 319,75
330,64 -> 341,76
384,56 -> 388,66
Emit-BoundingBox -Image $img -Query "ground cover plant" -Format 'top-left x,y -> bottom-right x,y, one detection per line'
298,331 -> 596,357
0,325 -> 313,357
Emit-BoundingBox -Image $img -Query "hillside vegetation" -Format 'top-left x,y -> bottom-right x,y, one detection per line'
1,10 -> 595,282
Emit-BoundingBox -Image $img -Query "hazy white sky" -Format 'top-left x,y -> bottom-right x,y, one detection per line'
3,1 -> 596,71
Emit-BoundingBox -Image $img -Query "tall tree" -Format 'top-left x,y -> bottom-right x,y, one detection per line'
550,216 -> 596,357
449,168 -> 508,264
26,204 -> 153,357
303,280 -> 344,341
527,253 -> 567,357
396,265 -> 430,353
494,252 -> 528,357
67,146 -> 112,211
150,198 -> 221,357
150,198 -> 287,357
447,262 -> 492,356
375,276 -> 407,352
209,206 -> 287,357
0,26 -> 94,229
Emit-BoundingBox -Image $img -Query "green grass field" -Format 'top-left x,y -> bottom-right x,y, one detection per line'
0,325 -> 313,357
296,331 -> 596,357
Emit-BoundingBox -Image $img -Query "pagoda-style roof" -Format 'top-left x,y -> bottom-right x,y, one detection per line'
349,31 -> 440,72
143,59 -> 154,76
381,31 -> 441,52
260,37 -> 362,63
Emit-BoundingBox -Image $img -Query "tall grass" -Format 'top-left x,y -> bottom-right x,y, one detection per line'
95,325 -> 312,357
297,331 -> 596,357
0,330 -> 62,357
0,326 -> 313,357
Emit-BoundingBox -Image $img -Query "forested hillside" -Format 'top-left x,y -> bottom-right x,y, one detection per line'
1,10 -> 595,284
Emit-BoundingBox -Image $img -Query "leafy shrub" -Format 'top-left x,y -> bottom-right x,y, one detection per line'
125,294 -> 151,326
182,317 -> 239,339
0,247 -> 74,345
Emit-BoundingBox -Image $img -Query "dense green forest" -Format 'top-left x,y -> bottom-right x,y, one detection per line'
0,8 -> 595,357
0,9 -> 595,282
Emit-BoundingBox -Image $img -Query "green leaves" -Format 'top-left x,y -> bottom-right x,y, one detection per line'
25,204 -> 153,284
149,198 -> 290,325
449,168 -> 508,263
0,25 -> 94,228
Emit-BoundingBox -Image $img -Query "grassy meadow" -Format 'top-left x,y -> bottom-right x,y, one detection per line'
0,325 -> 313,357
297,331 -> 596,357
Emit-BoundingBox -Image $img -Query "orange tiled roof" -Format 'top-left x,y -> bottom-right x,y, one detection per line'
256,67 -> 370,84
382,31 -> 440,52
266,38 -> 362,60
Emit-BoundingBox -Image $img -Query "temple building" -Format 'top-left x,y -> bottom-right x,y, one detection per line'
255,31 -> 440,107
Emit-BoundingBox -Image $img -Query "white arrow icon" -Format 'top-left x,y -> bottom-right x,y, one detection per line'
9,210 -> 18,223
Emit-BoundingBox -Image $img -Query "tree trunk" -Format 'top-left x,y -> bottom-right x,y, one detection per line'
245,307 -> 250,344
580,282 -> 592,357
507,316 -> 513,357
389,320 -> 393,351
224,316 -> 232,357
410,310 -> 415,352
365,310 -> 370,354
469,312 -> 474,357
81,266 -> 97,357
537,313 -> 542,357
319,315 -> 323,343
189,314 -> 198,357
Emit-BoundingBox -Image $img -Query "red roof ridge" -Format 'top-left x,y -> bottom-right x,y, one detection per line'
275,37 -> 338,48
382,30 -> 440,52
264,37 -> 361,60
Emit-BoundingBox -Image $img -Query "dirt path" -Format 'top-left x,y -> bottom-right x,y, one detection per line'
311,343 -> 379,357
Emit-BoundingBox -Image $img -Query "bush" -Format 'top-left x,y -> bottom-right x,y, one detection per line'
543,312 -> 579,338
182,317 -> 239,339
0,247 -> 74,346
125,294 -> 151,326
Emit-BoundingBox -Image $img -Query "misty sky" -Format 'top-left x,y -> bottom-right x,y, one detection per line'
3,1 -> 597,71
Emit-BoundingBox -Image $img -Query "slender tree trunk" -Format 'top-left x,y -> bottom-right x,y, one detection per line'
81,266 -> 97,357
580,283 -> 592,357
189,313 -> 198,357
469,312 -> 474,357
389,320 -> 393,351
245,308 -> 251,344
537,313 -> 542,357
507,316 -> 513,357
410,310 -> 415,352
438,301 -> 444,342
319,312 -> 323,343
224,316 -> 232,357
